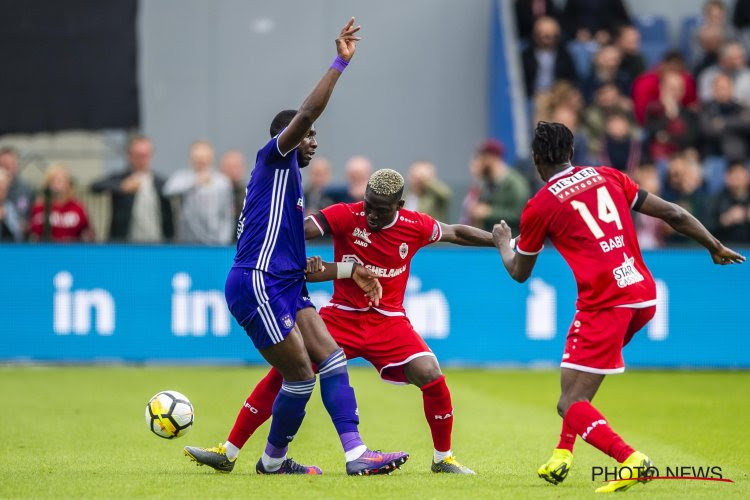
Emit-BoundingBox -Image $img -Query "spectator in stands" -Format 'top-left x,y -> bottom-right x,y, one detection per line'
521,16 -> 578,98
459,152 -> 482,225
404,161 -> 452,222
219,149 -> 247,221
693,0 -> 735,69
325,155 -> 372,204
662,153 -> 707,235
551,105 -> 590,165
163,140 -> 234,245
692,25 -> 726,78
0,146 -> 34,233
580,44 -> 631,103
698,42 -> 750,105
644,71 -> 700,162
706,162 -> 750,243
0,169 -> 23,242
90,135 -> 173,243
534,81 -> 585,124
29,164 -> 94,243
469,139 -> 529,233
699,73 -> 750,162
614,24 -> 646,83
599,110 -> 642,172
303,156 -> 334,215
561,0 -> 631,44
632,51 -> 698,124
633,164 -> 665,248
514,0 -> 561,42
582,83 -> 633,157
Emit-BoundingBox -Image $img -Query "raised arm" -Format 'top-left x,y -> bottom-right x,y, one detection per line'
438,222 -> 494,247
277,18 -> 361,155
492,221 -> 538,283
636,191 -> 745,265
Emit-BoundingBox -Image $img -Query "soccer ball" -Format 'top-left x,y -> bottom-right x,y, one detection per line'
145,390 -> 194,439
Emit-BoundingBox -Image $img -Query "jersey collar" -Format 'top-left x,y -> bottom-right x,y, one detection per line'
547,165 -> 575,183
381,211 -> 400,230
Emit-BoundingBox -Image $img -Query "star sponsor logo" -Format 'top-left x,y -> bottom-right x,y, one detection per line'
352,227 -> 371,246
612,253 -> 645,288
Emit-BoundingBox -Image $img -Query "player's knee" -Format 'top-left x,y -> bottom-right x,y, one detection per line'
408,358 -> 443,387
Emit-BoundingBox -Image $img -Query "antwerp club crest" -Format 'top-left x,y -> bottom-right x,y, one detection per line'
399,242 -> 408,259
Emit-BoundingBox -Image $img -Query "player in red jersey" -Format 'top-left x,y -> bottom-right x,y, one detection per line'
492,122 -> 745,493
185,168 -> 495,474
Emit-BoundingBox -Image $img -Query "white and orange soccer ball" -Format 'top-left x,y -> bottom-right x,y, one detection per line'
145,390 -> 194,439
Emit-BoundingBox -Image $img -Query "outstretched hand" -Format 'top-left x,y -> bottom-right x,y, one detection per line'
352,264 -> 382,307
492,220 -> 513,249
710,244 -> 746,265
336,17 -> 361,62
305,256 -> 326,274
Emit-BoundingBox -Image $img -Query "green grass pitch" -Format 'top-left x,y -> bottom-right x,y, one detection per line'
1,366 -> 748,499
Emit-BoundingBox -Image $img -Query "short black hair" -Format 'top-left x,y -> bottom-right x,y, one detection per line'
532,121 -> 574,166
270,109 -> 297,137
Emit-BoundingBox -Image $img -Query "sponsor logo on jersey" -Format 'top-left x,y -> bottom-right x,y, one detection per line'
399,242 -> 409,259
342,254 -> 365,265
613,253 -> 645,288
366,264 -> 407,278
548,167 -> 605,202
600,234 -> 625,253
352,227 -> 372,244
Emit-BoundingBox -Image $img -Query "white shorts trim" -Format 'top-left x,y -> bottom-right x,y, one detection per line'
616,299 -> 657,309
560,362 -> 625,375
379,352 -> 437,385
327,303 -> 406,317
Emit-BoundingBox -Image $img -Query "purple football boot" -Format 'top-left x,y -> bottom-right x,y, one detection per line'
346,449 -> 410,476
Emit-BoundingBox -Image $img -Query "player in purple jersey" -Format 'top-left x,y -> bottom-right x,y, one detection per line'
185,18 -> 409,476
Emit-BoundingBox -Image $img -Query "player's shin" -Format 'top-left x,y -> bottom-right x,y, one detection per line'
420,375 -> 453,460
225,368 -> 282,458
318,348 -> 367,461
564,401 -> 634,462
263,377 -> 316,471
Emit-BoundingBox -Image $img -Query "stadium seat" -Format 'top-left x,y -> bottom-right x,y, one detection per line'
634,15 -> 669,45
680,15 -> 701,63
634,15 -> 670,69
567,40 -> 598,78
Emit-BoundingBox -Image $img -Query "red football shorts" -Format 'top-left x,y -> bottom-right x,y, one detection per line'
320,306 -> 435,384
560,306 -> 656,374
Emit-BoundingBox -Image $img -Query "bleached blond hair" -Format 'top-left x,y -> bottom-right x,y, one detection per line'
367,168 -> 404,197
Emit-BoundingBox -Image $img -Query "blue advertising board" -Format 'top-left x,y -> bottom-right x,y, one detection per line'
0,245 -> 747,368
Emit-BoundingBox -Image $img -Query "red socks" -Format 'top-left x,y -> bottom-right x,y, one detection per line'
557,419 -> 577,452
420,375 -> 453,453
226,368 -> 282,448
564,401 -> 634,463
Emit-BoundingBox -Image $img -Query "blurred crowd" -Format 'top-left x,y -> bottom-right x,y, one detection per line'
1,0 -> 750,246
515,0 -> 750,245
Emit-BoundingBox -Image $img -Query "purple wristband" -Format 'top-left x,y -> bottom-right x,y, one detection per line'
331,56 -> 349,73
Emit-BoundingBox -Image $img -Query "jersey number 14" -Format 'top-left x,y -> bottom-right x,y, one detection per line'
570,186 -> 623,239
